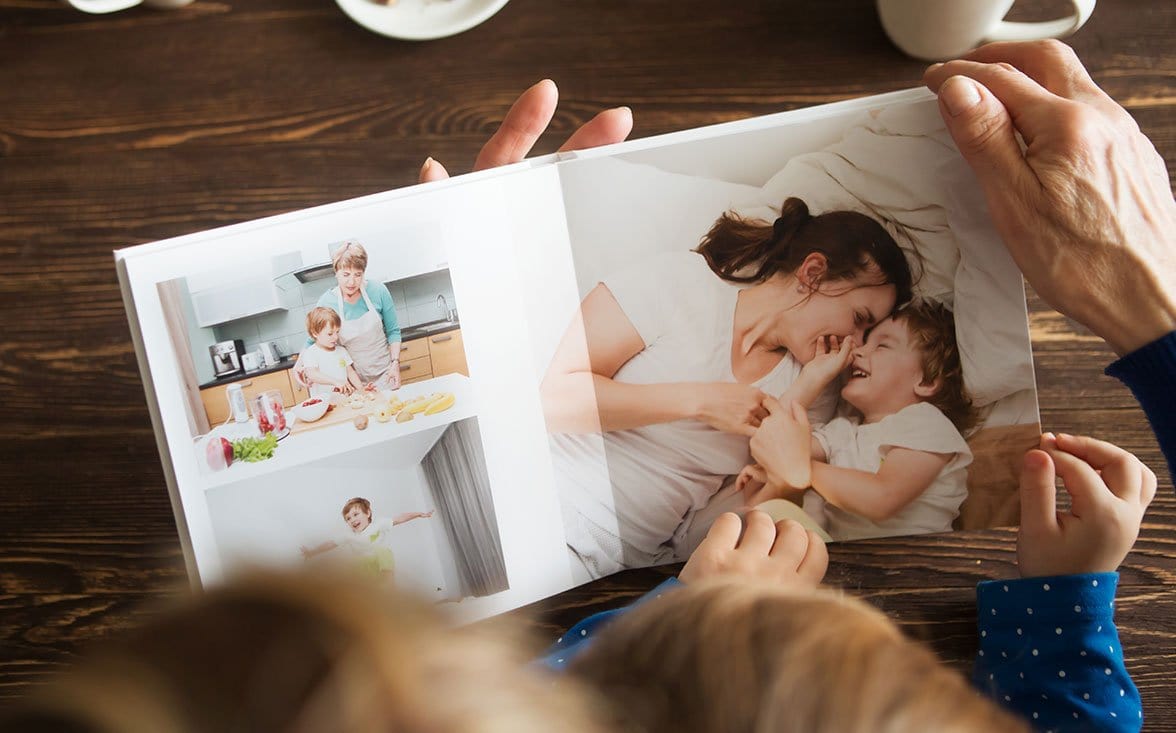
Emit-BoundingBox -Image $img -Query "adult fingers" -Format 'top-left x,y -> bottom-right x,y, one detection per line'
1019,449 -> 1060,536
738,510 -> 777,555
762,395 -> 785,416
796,530 -> 829,585
557,106 -> 634,153
961,40 -> 1104,102
418,156 -> 451,183
701,512 -> 743,552
926,74 -> 1038,203
473,79 -> 559,171
769,519 -> 809,564
1052,433 -> 1143,504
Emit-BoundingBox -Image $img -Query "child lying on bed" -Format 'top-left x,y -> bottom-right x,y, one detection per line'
737,299 -> 978,540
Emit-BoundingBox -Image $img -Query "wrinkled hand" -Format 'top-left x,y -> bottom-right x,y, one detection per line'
1017,432 -> 1156,578
924,40 -> 1176,356
679,511 -> 828,587
694,383 -> 769,437
419,79 -> 634,183
799,334 -> 855,389
748,397 -> 813,494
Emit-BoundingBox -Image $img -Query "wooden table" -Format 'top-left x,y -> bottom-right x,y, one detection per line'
1,0 -> 1173,724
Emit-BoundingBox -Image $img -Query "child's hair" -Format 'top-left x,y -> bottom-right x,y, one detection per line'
1,570 -> 604,733
333,240 -> 369,272
695,196 -> 914,309
893,299 -> 979,434
307,306 -> 342,338
569,579 -> 1028,733
341,496 -> 372,519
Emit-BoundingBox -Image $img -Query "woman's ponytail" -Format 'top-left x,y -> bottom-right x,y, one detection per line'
695,196 -> 912,307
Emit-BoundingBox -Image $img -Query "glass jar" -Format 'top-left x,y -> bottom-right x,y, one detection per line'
250,389 -> 288,436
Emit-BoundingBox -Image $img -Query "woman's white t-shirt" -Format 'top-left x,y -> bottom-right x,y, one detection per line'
552,251 -> 837,574
812,401 -> 973,541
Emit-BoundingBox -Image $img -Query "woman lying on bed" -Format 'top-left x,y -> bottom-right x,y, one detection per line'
540,196 -> 913,580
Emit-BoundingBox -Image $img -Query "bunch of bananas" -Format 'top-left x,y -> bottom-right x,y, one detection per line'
385,391 -> 457,423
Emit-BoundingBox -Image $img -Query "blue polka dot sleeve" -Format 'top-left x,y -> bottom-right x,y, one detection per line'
974,572 -> 1141,732
1105,329 -> 1176,481
539,578 -> 681,671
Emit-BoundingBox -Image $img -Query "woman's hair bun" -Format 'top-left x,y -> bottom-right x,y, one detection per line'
773,197 -> 812,242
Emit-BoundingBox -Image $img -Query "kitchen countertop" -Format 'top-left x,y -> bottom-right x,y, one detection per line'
199,356 -> 297,390
197,321 -> 460,390
197,373 -> 475,491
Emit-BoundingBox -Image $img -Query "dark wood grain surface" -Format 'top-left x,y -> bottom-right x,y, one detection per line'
1,0 -> 1173,724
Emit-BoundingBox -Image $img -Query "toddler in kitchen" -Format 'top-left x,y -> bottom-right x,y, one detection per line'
300,306 -> 364,399
738,299 -> 978,541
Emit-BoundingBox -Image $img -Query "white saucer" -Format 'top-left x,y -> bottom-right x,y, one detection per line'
335,0 -> 510,41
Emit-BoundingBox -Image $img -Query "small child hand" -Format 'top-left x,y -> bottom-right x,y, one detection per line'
736,463 -> 766,493
801,334 -> 854,388
679,510 -> 828,587
339,382 -> 355,396
1017,433 -> 1157,578
749,398 -> 812,492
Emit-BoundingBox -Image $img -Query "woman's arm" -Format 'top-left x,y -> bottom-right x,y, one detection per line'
808,448 -> 950,522
539,284 -> 766,435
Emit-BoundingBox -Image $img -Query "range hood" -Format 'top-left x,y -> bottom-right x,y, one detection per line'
292,261 -> 334,283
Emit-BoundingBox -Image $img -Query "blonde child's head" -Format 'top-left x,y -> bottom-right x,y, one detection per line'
2,570 -> 604,733
342,497 -> 373,532
842,299 -> 978,433
569,579 -> 1027,733
307,306 -> 342,349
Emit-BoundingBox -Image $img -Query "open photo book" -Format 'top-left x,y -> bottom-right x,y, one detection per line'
116,87 -> 1040,623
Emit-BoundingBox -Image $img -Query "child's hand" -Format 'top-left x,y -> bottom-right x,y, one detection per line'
678,510 -> 828,587
1017,433 -> 1157,578
736,463 -> 767,494
339,382 -> 355,396
749,398 -> 812,492
800,334 -> 854,388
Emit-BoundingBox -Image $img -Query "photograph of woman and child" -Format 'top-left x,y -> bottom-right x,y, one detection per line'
294,240 -> 405,395
540,104 -> 1039,581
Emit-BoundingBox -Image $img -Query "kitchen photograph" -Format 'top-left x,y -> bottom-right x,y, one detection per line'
153,228 -> 474,480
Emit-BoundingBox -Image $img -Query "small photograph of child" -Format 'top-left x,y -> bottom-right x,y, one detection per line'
301,497 -> 435,577
204,416 -> 509,602
299,306 -> 365,398
737,300 -> 976,541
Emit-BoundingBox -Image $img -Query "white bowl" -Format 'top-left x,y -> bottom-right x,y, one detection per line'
334,0 -> 510,41
297,398 -> 330,422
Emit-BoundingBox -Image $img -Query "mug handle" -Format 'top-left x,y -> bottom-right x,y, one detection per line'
985,0 -> 1095,43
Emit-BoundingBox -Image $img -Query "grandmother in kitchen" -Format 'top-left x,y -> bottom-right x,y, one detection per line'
294,240 -> 402,391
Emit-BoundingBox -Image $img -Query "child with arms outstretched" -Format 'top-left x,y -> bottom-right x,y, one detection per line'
739,299 -> 978,540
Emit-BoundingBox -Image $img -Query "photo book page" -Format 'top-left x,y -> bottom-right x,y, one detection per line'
116,87 -> 1040,623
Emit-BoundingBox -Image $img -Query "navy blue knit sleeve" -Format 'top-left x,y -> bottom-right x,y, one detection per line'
1105,330 -> 1176,482
974,573 -> 1141,732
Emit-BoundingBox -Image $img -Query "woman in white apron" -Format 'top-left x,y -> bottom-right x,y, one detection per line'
295,241 -> 403,391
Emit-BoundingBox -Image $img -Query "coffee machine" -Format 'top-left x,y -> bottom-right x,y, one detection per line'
210,340 -> 245,378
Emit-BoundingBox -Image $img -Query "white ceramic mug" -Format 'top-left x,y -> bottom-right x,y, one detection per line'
877,0 -> 1095,61
63,0 -> 193,13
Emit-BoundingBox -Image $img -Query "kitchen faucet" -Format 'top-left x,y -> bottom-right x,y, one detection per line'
437,294 -> 454,322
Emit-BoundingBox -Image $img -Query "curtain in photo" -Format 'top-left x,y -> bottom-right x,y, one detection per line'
421,419 -> 508,597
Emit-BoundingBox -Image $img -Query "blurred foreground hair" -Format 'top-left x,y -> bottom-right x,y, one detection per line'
3,570 -> 601,733
569,579 -> 1029,733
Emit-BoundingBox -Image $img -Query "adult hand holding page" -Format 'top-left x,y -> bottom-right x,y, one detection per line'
116,88 -> 1039,621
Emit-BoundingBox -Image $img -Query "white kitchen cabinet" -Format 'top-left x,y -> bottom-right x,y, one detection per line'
365,222 -> 448,282
192,277 -> 286,327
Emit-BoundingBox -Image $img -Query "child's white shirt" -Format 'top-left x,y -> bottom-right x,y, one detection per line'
812,401 -> 972,541
337,516 -> 395,555
301,343 -> 354,398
